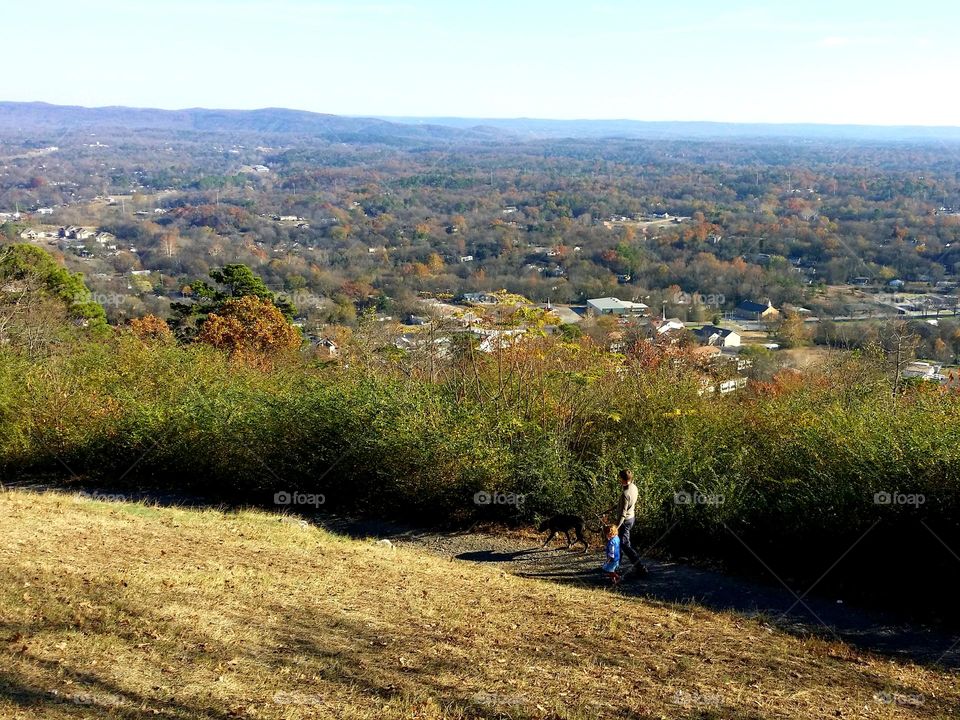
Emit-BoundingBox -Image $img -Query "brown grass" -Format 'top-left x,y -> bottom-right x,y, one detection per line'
1,489 -> 957,719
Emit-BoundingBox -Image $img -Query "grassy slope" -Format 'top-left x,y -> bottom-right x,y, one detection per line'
0,490 -> 957,720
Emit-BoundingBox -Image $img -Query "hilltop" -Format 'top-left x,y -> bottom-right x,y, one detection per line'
1,489 -> 957,719
0,101 -> 506,144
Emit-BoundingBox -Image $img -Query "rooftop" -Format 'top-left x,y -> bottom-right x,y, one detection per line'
587,297 -> 649,312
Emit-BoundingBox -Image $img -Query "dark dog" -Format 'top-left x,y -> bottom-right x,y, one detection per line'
538,513 -> 589,551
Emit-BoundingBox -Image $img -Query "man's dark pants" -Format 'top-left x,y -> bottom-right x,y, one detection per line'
619,517 -> 642,565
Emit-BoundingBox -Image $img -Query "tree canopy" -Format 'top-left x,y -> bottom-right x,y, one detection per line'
0,244 -> 107,329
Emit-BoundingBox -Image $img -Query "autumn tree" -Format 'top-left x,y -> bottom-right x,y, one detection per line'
129,314 -> 174,344
776,313 -> 813,349
197,295 -> 301,362
169,264 -> 294,340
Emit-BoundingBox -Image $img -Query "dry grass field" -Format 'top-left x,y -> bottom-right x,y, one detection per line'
1,489 -> 958,719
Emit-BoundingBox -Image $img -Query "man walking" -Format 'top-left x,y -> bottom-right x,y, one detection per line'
613,468 -> 648,576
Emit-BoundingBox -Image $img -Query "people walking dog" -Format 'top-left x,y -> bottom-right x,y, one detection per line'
610,468 -> 648,576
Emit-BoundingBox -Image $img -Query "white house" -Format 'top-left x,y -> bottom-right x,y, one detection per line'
656,318 -> 686,335
694,324 -> 741,348
902,361 -> 947,383
316,338 -> 339,358
719,377 -> 748,394
461,292 -> 498,305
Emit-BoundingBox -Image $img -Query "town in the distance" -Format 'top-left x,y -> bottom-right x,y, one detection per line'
3,102 -> 960,393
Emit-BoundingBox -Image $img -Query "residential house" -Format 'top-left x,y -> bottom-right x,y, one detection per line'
697,372 -> 748,396
693,324 -> 741,348
733,300 -> 780,322
472,327 -> 524,353
607,331 -> 627,353
461,292 -> 498,305
902,361 -> 947,383
315,338 -> 339,359
653,317 -> 686,336
394,332 -> 451,357
59,226 -> 96,241
691,346 -> 723,362
719,377 -> 748,394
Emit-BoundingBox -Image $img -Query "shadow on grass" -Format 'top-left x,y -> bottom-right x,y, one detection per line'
455,548 -> 544,562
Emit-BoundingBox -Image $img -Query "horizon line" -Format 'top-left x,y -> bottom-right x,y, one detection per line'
4,99 -> 960,131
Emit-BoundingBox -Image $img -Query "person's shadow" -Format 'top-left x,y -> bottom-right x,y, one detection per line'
455,548 -> 545,562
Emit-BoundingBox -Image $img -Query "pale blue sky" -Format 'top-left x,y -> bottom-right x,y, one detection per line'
4,0 -> 959,125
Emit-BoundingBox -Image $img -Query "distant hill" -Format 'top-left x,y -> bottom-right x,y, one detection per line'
380,116 -> 960,142
4,101 -> 960,143
0,101 -> 507,144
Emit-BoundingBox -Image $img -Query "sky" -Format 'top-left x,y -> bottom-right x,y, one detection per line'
4,0 -> 960,126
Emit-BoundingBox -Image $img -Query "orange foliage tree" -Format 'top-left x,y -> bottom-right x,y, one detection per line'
128,315 -> 174,344
197,296 -> 301,361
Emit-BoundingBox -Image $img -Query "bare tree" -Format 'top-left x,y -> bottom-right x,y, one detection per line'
878,320 -> 920,401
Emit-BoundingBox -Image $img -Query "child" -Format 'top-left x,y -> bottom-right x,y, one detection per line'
602,523 -> 621,585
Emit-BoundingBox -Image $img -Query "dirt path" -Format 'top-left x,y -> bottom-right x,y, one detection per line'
316,514 -> 960,669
